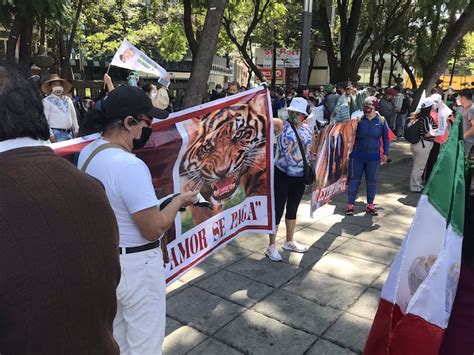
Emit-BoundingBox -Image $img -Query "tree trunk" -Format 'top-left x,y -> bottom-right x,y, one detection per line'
388,53 -> 394,86
183,0 -> 198,58
66,0 -> 85,59
6,15 -> 25,62
369,50 -> 377,86
449,56 -> 457,86
183,0 -> 227,108
39,15 -> 46,47
58,28 -> 73,80
377,52 -> 385,87
412,0 -> 474,110
18,16 -> 34,65
394,53 -> 417,90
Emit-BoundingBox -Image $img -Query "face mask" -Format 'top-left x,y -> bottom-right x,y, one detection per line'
128,78 -> 137,87
216,88 -> 222,93
363,106 -> 374,114
52,86 -> 64,96
132,127 -> 152,150
149,92 -> 158,100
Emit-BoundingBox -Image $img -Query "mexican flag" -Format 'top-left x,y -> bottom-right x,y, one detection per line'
364,113 -> 466,355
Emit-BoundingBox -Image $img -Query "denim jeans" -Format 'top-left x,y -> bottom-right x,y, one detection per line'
396,113 -> 407,137
347,158 -> 380,205
51,128 -> 73,142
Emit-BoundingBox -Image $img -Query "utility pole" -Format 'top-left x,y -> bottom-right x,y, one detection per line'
299,0 -> 313,87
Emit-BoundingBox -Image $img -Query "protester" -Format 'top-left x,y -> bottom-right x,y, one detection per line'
41,73 -> 79,142
323,84 -> 339,121
346,96 -> 389,216
378,88 -> 397,131
78,86 -> 198,354
271,86 -> 286,118
458,89 -> 474,155
210,84 -> 225,101
0,60 -> 120,354
393,86 -> 404,136
127,71 -> 140,87
409,98 -> 437,193
155,80 -> 170,110
265,97 -> 312,261
227,81 -> 240,96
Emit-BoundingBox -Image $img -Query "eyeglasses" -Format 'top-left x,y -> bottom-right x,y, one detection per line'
133,115 -> 153,126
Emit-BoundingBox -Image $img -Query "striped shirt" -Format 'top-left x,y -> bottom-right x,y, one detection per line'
419,113 -> 437,142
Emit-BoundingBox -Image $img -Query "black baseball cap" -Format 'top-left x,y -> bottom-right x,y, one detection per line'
103,86 -> 169,120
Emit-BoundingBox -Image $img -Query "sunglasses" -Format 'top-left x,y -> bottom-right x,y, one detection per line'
132,115 -> 153,126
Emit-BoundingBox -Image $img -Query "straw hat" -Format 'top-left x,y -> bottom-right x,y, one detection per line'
41,74 -> 72,95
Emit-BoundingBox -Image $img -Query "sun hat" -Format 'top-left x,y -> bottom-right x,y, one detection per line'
40,74 -> 72,95
286,97 -> 308,116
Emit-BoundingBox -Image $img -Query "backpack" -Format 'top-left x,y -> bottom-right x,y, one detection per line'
404,117 -> 422,144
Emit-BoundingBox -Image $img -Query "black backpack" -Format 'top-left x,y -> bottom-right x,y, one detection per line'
404,117 -> 422,144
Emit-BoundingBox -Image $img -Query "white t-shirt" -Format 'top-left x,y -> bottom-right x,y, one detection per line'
77,138 -> 159,247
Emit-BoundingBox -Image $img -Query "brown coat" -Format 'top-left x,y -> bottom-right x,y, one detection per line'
0,147 -> 120,355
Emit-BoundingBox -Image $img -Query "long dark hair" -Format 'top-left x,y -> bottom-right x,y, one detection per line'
0,60 -> 50,141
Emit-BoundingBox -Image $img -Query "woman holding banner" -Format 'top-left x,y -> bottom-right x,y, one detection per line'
265,97 -> 312,262
346,96 -> 389,216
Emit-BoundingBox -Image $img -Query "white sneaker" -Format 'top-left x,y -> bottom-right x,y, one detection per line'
264,244 -> 282,262
282,241 -> 308,253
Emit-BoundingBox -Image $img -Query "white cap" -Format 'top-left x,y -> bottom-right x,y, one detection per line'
421,97 -> 434,108
430,93 -> 442,104
286,97 -> 308,116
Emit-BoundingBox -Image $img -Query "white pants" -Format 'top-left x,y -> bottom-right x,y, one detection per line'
113,247 -> 166,355
410,140 -> 433,191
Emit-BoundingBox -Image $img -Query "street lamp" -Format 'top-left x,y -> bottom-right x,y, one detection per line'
299,0 -> 313,87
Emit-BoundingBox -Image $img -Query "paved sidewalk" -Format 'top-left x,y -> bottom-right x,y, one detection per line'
164,141 -> 418,355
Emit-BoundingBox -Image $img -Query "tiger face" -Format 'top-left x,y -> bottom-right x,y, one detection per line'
180,95 -> 267,203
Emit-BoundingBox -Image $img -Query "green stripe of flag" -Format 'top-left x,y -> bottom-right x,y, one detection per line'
424,112 -> 465,236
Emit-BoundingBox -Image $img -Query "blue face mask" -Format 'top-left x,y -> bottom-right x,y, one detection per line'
128,78 -> 137,87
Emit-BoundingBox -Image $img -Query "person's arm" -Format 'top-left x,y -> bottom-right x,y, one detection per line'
381,119 -> 390,164
132,192 -> 198,240
43,99 -> 56,142
464,119 -> 474,140
116,161 -> 198,241
273,118 -> 284,136
104,73 -> 115,92
69,98 -> 79,136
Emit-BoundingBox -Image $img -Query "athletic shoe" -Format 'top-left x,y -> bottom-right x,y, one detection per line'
282,241 -> 308,253
366,204 -> 378,216
346,204 -> 355,215
264,244 -> 282,262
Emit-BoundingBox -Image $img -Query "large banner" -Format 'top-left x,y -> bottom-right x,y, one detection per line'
311,120 -> 358,215
53,87 -> 275,284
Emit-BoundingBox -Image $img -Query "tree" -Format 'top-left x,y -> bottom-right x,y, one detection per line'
222,0 -> 273,82
412,0 -> 474,107
0,0 -> 65,64
318,0 -> 412,83
182,0 -> 228,108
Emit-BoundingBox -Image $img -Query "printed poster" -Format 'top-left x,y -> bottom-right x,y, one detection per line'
53,87 -> 275,284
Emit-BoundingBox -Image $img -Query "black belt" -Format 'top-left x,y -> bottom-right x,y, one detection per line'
51,127 -> 72,132
119,240 -> 160,255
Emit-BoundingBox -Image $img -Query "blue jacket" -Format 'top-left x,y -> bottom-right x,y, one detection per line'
351,114 -> 390,161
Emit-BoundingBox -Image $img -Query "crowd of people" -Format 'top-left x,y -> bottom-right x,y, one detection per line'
0,57 -> 473,354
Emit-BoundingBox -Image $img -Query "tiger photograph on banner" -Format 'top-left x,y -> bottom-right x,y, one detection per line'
311,120 -> 358,214
178,91 -> 269,233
